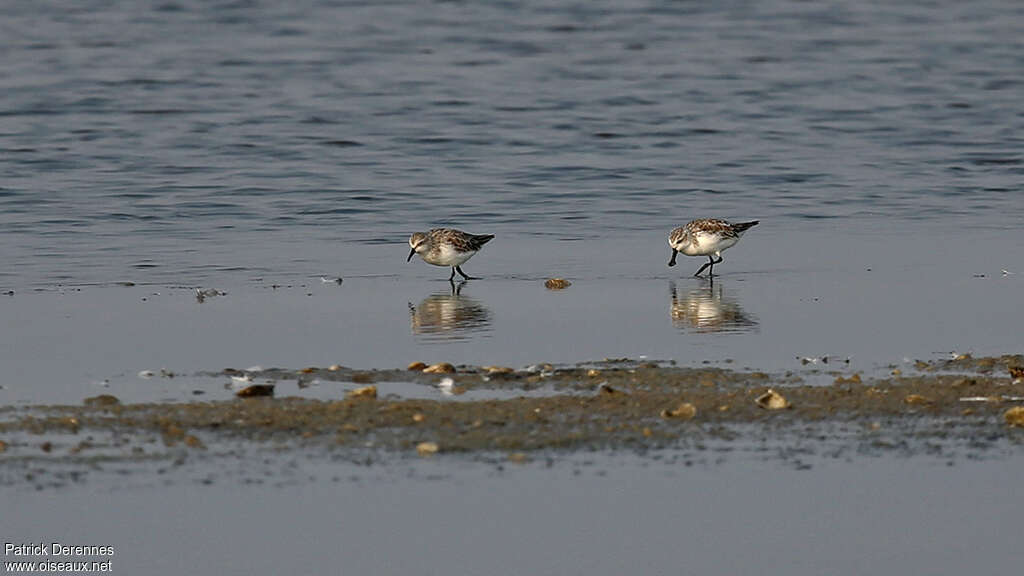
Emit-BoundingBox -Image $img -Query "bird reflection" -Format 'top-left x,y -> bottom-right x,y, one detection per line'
669,279 -> 758,333
409,281 -> 492,340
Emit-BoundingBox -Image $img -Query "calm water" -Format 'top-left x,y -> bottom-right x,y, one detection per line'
1,0 -> 1022,287
6,454 -> 1024,575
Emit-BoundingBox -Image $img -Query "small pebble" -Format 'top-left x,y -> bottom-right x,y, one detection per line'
483,366 -> 514,375
417,441 -> 439,456
347,385 -> 377,399
1004,407 -> 1024,427
235,384 -> 274,398
660,402 -> 697,420
756,389 -> 790,410
544,278 -> 572,290
423,363 -> 456,374
904,394 -> 930,405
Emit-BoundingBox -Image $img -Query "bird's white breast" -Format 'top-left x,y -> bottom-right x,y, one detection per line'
681,233 -> 738,256
424,244 -> 476,267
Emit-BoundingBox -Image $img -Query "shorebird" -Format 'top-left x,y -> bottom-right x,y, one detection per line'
668,218 -> 759,277
407,228 -> 494,281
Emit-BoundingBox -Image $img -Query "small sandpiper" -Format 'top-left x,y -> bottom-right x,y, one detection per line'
668,218 -> 759,277
407,228 -> 495,281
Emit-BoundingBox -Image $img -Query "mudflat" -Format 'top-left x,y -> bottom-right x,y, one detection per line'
3,354 -> 1022,488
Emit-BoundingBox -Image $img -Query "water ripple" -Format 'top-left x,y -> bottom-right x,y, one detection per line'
0,0 -> 1020,285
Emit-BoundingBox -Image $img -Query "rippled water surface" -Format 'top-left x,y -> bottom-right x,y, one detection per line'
1,0 -> 1022,286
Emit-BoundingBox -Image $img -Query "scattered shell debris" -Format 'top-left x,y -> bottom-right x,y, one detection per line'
1005,407 -> 1024,427
544,278 -> 572,290
423,363 -> 456,374
436,378 -> 467,397
755,389 -> 790,410
660,402 -> 697,420
195,288 -> 226,303
416,441 -> 440,456
347,385 -> 378,399
483,366 -> 515,375
904,394 -> 930,405
235,384 -> 274,398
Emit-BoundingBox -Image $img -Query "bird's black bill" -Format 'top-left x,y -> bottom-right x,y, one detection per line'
668,250 -> 677,267
407,248 -> 416,262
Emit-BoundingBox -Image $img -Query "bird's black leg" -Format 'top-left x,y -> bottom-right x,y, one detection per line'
708,256 -> 724,277
694,256 -> 714,277
449,267 -> 456,282
455,266 -> 478,280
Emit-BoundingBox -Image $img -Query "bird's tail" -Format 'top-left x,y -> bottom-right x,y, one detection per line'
467,234 -> 494,251
733,221 -> 759,233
